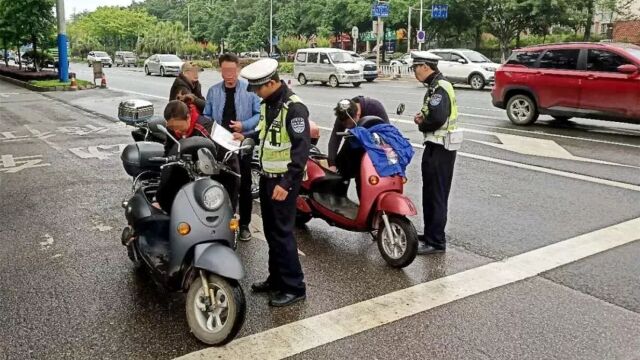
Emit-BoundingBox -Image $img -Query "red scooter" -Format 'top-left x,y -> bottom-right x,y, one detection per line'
295,116 -> 419,268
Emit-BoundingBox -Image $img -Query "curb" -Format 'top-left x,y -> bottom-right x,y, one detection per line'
0,73 -> 97,92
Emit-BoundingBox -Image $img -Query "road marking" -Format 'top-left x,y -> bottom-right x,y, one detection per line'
466,130 -> 640,169
462,122 -> 640,149
176,217 -> 640,360
107,87 -> 166,99
317,125 -> 640,191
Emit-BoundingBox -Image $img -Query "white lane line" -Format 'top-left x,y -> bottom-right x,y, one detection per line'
107,87 -> 166,99
176,217 -> 640,360
462,122 -> 640,149
317,125 -> 640,191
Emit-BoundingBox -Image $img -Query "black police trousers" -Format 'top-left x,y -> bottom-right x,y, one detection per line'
422,142 -> 456,248
238,153 -> 253,227
259,176 -> 306,295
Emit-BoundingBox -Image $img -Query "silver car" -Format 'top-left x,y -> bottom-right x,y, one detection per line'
143,54 -> 183,77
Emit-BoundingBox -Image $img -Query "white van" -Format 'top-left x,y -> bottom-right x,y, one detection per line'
294,48 -> 364,88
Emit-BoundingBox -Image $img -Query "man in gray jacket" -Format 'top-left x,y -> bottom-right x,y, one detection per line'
203,53 -> 261,241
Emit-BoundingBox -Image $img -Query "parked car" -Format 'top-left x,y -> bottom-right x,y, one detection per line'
294,48 -> 364,88
349,51 -> 378,82
427,49 -> 498,90
114,51 -> 137,67
143,54 -> 183,77
389,53 -> 413,67
492,42 -> 640,125
87,51 -> 113,67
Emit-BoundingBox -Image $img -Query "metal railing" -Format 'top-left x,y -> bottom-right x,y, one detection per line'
378,64 -> 413,78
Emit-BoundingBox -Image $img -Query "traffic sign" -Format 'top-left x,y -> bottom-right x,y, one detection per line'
372,3 -> 390,18
352,26 -> 359,39
431,4 -> 448,20
417,30 -> 426,43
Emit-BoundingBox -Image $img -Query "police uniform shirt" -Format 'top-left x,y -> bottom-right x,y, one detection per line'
419,72 -> 451,133
261,83 -> 311,191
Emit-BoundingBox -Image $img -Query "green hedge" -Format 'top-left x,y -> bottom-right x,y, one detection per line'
278,62 -> 293,74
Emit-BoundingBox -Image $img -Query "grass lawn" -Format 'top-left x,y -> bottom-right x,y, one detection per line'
29,79 -> 92,88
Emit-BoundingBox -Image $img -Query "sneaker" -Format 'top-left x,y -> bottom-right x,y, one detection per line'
238,225 -> 252,241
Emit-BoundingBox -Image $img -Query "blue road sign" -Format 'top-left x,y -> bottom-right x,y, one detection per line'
417,30 -> 426,43
431,4 -> 448,20
372,3 -> 390,18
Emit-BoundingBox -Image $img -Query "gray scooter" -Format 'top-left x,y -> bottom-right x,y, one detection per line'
119,110 -> 254,345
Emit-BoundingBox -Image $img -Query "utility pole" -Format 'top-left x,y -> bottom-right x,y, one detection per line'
56,0 -> 69,83
407,7 -> 412,53
270,0 -> 273,55
187,3 -> 191,34
419,0 -> 423,50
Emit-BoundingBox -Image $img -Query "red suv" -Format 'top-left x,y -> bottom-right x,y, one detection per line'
492,42 -> 640,125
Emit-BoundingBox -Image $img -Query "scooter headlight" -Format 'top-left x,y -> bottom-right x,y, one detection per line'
202,186 -> 225,210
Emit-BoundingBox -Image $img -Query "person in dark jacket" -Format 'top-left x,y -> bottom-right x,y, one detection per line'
329,97 -> 390,197
328,96 -> 389,173
169,61 -> 206,113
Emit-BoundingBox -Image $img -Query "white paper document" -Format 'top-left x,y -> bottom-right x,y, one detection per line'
210,122 -> 241,151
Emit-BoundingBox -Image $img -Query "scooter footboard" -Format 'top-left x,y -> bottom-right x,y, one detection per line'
376,192 -> 418,216
193,243 -> 245,280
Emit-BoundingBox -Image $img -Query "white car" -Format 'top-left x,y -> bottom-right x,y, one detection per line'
348,52 -> 378,82
428,49 -> 498,90
144,54 -> 183,77
294,48 -> 364,88
389,53 -> 413,67
87,51 -> 113,67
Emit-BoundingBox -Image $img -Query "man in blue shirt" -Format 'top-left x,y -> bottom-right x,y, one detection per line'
203,53 -> 261,241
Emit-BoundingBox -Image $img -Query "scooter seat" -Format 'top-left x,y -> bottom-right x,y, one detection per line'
309,169 -> 349,195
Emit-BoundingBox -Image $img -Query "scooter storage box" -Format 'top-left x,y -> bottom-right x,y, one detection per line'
121,141 -> 165,177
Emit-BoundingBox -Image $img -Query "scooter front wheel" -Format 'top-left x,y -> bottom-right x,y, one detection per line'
377,215 -> 418,268
186,272 -> 246,345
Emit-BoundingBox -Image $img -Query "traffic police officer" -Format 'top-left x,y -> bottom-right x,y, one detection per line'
239,59 -> 310,307
411,51 -> 460,255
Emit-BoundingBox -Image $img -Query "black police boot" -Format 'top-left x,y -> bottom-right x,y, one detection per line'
251,280 -> 274,293
417,241 -> 446,255
269,292 -> 306,307
239,225 -> 252,242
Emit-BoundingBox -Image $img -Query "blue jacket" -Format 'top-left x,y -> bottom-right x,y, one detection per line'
350,124 -> 414,177
203,79 -> 261,135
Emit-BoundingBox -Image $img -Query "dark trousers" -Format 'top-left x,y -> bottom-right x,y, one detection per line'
216,151 -> 240,212
259,176 -> 306,295
238,154 -> 253,227
421,142 -> 456,248
336,143 -> 364,197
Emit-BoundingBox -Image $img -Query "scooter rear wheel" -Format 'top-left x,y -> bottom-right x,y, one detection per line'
377,215 -> 418,268
186,273 -> 246,345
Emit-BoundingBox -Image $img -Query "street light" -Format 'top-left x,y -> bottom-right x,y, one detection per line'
187,3 -> 191,34
270,0 -> 273,55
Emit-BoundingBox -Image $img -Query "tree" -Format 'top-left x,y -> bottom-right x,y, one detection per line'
484,0 -> 530,61
67,6 -> 157,56
137,21 -> 191,55
3,0 -> 55,72
279,36 -> 308,56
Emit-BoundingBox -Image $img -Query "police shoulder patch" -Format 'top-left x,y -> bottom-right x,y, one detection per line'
430,93 -> 443,106
291,117 -> 306,134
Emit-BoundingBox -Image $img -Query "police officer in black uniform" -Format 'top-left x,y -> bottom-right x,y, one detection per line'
239,59 -> 310,307
411,51 -> 459,255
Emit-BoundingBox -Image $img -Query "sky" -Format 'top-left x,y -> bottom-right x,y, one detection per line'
63,0 -> 134,19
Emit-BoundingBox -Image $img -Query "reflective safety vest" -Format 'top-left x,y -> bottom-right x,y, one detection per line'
258,94 -> 303,174
423,79 -> 459,145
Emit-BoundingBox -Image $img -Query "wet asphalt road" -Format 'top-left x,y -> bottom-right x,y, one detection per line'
0,63 -> 639,359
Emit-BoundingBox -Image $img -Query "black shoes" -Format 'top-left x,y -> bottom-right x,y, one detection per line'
417,242 -> 446,255
269,292 -> 306,307
417,235 -> 446,255
238,225 -> 252,241
251,280 -> 273,293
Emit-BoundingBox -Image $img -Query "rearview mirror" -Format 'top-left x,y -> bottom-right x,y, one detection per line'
323,59 -> 330,64
240,138 -> 255,156
338,99 -> 351,111
396,103 -> 406,115
197,148 -> 216,175
617,64 -> 638,74
147,118 -> 168,133
457,59 -> 467,64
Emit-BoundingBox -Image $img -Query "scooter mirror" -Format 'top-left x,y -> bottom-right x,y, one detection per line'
148,118 -> 168,133
156,124 -> 181,153
338,99 -> 351,111
197,148 -> 217,175
396,103 -> 406,115
240,138 -> 255,156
